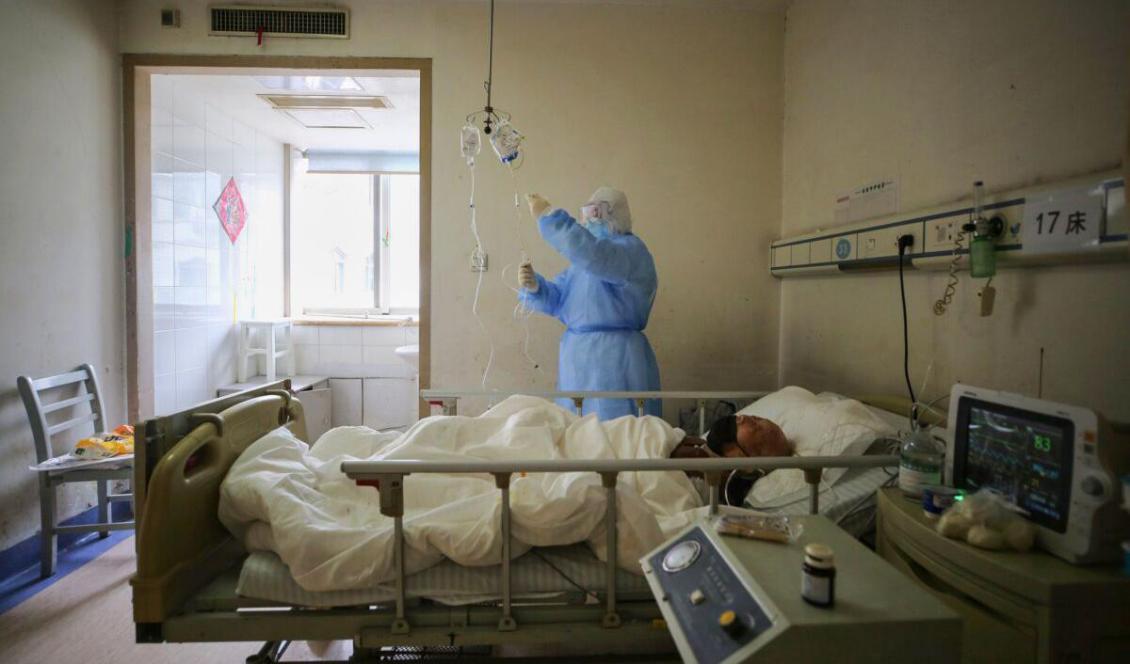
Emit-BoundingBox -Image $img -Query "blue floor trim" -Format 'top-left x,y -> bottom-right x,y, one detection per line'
0,503 -> 133,616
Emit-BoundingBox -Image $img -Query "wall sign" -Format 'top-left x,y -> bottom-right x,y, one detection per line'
213,177 -> 248,244
1021,187 -> 1103,255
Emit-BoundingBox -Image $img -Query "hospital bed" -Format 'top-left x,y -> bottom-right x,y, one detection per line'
422,390 -> 943,540
130,383 -> 916,659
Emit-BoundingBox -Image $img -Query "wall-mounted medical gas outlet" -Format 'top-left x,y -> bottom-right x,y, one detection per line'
923,208 -> 1023,254
470,248 -> 488,272
771,170 -> 1125,277
160,8 -> 181,27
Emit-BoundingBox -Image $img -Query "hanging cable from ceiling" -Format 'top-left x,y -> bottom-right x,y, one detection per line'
464,0 -> 524,167
458,0 -> 541,384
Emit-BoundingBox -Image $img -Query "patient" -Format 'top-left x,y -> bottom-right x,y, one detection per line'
670,415 -> 793,505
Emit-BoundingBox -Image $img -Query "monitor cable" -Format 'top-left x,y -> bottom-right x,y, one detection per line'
897,235 -> 919,425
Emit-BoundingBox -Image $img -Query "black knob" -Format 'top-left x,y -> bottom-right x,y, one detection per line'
719,610 -> 745,639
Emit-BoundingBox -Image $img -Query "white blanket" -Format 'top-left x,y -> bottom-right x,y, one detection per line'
218,395 -> 703,592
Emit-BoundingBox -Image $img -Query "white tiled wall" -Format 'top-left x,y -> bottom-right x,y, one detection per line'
295,324 -> 419,428
151,75 -> 284,416
293,325 -> 417,379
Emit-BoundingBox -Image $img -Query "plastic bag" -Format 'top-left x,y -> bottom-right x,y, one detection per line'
74,424 -> 134,459
715,514 -> 803,544
935,489 -> 1034,552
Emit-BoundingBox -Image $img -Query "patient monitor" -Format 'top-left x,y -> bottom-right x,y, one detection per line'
642,514 -> 959,663
946,383 -> 1130,563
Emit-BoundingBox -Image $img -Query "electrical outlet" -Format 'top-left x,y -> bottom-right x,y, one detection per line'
160,8 -> 181,27
925,215 -> 965,253
859,226 -> 919,259
470,248 -> 488,272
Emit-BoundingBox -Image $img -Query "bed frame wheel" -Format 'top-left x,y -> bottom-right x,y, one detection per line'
246,640 -> 289,663
602,612 -> 622,628
391,618 -> 411,635
497,615 -> 517,631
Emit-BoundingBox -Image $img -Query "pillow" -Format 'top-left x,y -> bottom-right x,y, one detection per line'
737,387 -> 896,507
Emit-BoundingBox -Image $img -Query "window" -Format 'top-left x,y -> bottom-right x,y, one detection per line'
292,168 -> 420,316
332,248 -> 346,293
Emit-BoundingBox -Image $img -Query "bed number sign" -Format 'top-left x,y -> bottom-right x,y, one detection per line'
1020,187 -> 1103,255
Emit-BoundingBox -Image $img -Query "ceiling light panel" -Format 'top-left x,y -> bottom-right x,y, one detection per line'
260,94 -> 392,109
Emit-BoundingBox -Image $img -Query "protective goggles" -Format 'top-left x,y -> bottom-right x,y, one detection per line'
580,201 -> 611,222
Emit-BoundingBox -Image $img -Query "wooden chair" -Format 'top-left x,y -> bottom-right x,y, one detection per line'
17,364 -> 134,577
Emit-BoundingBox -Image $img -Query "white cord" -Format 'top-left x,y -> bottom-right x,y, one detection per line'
934,228 -> 967,315
467,164 -> 495,389
911,392 -> 950,426
918,360 -> 934,404
505,162 -> 541,373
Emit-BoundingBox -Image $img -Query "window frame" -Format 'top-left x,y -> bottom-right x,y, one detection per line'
299,173 -> 419,318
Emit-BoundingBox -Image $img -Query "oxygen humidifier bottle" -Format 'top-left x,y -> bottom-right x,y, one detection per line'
969,235 -> 996,278
898,426 -> 944,498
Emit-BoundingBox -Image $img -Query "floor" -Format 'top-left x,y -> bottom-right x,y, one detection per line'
0,536 -> 348,663
0,528 -> 132,615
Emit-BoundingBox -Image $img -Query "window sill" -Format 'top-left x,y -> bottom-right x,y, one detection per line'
294,316 -> 418,327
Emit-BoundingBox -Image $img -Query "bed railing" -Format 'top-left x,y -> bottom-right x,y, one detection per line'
419,390 -> 770,434
342,454 -> 898,636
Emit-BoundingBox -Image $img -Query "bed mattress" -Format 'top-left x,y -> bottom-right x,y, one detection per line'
748,465 -> 895,537
237,543 -> 653,607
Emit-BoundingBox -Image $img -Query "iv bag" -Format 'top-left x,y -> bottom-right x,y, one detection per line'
460,125 -> 481,165
490,121 -> 523,164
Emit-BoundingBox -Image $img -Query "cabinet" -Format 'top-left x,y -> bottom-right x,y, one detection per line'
876,488 -> 1130,663
362,377 -> 418,430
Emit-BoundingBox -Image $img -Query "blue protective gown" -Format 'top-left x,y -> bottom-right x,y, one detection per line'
519,209 -> 661,420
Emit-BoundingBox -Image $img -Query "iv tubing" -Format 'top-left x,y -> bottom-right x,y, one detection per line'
468,165 -> 495,388
506,164 -> 541,371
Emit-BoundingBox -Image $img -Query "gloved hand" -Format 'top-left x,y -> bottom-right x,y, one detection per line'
526,193 -> 551,219
519,262 -> 538,292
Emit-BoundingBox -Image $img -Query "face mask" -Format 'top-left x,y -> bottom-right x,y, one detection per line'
586,219 -> 612,238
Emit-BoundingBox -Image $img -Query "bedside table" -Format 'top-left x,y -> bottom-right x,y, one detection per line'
876,488 -> 1130,663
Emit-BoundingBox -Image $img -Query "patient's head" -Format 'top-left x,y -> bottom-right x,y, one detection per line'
707,415 -> 791,458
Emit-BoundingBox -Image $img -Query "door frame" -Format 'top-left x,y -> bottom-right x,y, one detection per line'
122,54 -> 432,421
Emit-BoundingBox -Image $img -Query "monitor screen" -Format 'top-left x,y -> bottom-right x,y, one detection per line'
953,397 -> 1074,533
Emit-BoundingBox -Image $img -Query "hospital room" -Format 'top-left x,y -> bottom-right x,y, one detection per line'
1,0 -> 1128,662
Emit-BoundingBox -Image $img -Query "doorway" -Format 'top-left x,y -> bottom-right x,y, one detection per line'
123,56 -> 432,422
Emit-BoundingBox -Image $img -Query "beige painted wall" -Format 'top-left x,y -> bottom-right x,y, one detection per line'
779,0 -> 1130,419
0,0 -> 124,550
118,0 -> 786,416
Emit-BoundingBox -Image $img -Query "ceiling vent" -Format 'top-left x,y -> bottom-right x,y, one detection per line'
259,95 -> 392,110
210,5 -> 349,39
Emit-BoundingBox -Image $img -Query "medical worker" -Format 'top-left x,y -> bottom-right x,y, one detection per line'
518,187 -> 660,420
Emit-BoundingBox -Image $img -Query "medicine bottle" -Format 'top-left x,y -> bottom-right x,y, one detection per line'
801,543 -> 835,607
